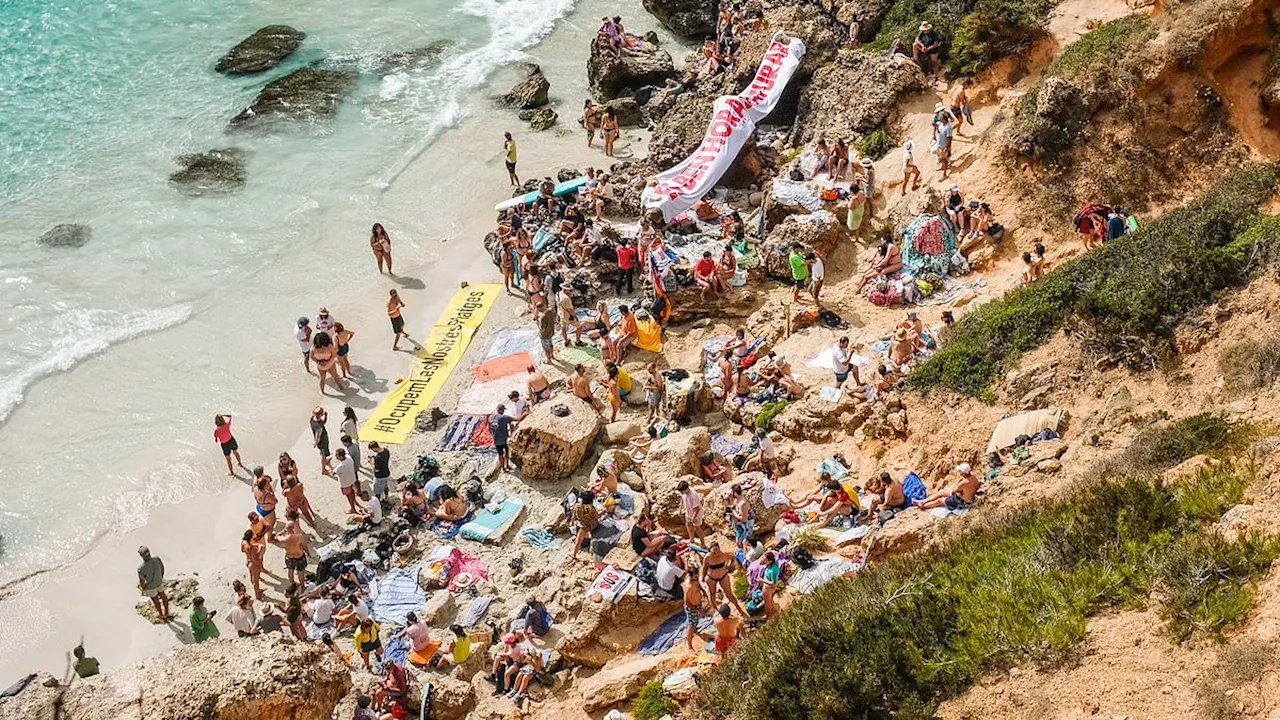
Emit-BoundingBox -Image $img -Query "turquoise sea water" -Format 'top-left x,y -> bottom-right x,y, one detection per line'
0,0 -> 578,583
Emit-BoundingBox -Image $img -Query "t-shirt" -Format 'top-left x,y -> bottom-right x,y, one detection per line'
630,524 -> 650,555
74,657 -> 100,678
759,435 -> 777,459
538,307 -> 557,340
373,449 -> 390,479
335,457 -> 357,488
656,556 -> 685,591
489,413 -> 515,445
518,604 -> 551,635
296,326 -> 312,352
312,597 -> 335,625
366,496 -> 384,524
509,398 -> 527,418
917,29 -> 939,49
695,257 -> 716,278
452,636 -> 472,663
213,419 -> 232,444
616,245 -> 637,269
405,622 -> 433,651
138,556 -> 164,590
682,488 -> 703,520
832,345 -> 851,374
504,140 -> 517,163
256,614 -> 283,633
354,623 -> 380,648
228,606 -> 256,635
811,257 -> 825,282
789,252 -> 808,281
616,367 -> 633,393
1107,215 -> 1125,240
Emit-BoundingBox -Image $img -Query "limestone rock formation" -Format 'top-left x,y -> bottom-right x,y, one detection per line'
377,42 -> 451,74
510,399 -> 601,480
791,52 -> 925,145
0,635 -> 351,720
827,0 -> 897,42
642,0 -> 715,37
604,421 -> 644,444
229,66 -> 357,129
1006,76 -> 1091,159
560,591 -> 681,667
503,64 -> 551,109
579,653 -> 681,711
604,96 -> 645,127
703,471 -> 786,537
524,108 -> 558,131
729,5 -> 843,93
588,40 -> 677,101
642,427 -> 711,527
37,223 -> 90,248
169,149 -> 246,195
215,25 -> 305,75
762,210 -> 843,278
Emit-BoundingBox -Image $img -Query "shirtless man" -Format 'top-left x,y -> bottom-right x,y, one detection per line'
583,99 -> 601,148
568,364 -> 603,411
241,529 -> 266,598
603,304 -> 638,364
712,603 -> 743,654
387,289 -> 409,351
282,514 -> 310,586
865,471 -> 907,515
917,463 -> 981,511
556,282 -> 584,346
526,364 -> 551,404
683,573 -> 712,651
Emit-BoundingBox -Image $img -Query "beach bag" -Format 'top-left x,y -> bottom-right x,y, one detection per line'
789,167 -> 805,181
820,188 -> 840,201
901,472 -> 928,506
790,547 -> 816,570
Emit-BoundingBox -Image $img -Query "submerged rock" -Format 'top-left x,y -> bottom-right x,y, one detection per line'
169,148 -> 246,195
503,63 -> 551,109
37,223 -> 90,248
229,66 -> 357,129
587,40 -> 677,101
642,0 -> 715,37
215,25 -> 305,75
378,42 -> 451,74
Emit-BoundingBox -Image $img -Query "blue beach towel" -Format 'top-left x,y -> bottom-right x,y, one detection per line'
459,497 -> 526,543
901,472 -> 927,506
521,528 -> 558,550
428,507 -> 476,540
638,610 -> 716,655
371,565 -> 425,625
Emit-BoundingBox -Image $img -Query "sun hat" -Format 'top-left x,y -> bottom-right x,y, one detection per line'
920,21 -> 932,31
503,633 -> 518,644
934,103 -> 944,112
957,462 -> 972,473
261,603 -> 276,615
893,327 -> 910,341
859,157 -> 873,168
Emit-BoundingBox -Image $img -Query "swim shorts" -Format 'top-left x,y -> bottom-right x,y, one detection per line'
285,555 -> 307,571
944,493 -> 970,511
646,390 -> 661,406
834,371 -> 849,383
220,437 -> 239,456
505,161 -> 517,173
540,337 -> 553,352
732,520 -> 753,543
390,315 -> 405,334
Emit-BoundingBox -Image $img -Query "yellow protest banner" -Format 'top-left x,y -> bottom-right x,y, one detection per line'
359,283 -> 502,444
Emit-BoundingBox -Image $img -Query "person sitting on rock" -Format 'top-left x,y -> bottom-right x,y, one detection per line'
694,250 -> 723,301
912,22 -> 942,76
602,304 -> 638,364
511,596 -> 553,640
693,193 -> 720,222
889,327 -> 916,368
864,471 -> 907,515
589,462 -> 619,497
701,37 -> 723,76
630,510 -> 670,559
855,237 -> 903,292
597,16 -> 621,55
701,451 -> 731,484
917,463 -> 982,511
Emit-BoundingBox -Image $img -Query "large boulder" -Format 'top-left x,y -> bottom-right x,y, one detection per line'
377,42 -> 451,74
522,108 -> 559,131
503,64 -> 551,109
1006,76 -> 1091,160
588,40 -> 677,101
37,223 -> 90,248
229,66 -> 357,129
510,399 -> 602,480
646,95 -> 762,185
604,96 -> 645,127
642,427 -> 710,527
0,635 -> 350,720
761,210 -> 843,278
215,25 -> 305,75
642,0 -> 715,36
560,590 -> 681,668
791,51 -> 925,145
580,654 -> 682,711
431,675 -> 477,720
169,149 -> 246,195
826,0 -> 897,42
703,472 -> 786,538
724,4 -> 843,125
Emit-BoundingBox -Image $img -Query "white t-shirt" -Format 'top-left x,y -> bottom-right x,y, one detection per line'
311,597 -> 334,625
341,418 -> 358,440
228,606 -> 256,635
832,344 -> 851,374
656,556 -> 685,592
366,496 -> 384,524
335,457 -> 357,489
296,326 -> 312,352
509,398 -> 527,418
759,435 -> 777,459
811,257 -> 825,282
316,316 -> 335,335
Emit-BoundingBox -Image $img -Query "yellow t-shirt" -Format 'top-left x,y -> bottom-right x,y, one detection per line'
504,140 -> 517,164
617,367 -> 633,393
452,636 -> 472,663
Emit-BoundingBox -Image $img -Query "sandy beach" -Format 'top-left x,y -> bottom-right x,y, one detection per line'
0,9 -> 670,680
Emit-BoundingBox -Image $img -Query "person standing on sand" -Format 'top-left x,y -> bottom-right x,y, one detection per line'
341,406 -> 360,465
369,441 -> 392,500
489,403 -> 516,473
282,514 -> 309,586
333,322 -> 354,380
311,406 -> 333,476
387,289 -> 410,351
503,132 -> 519,187
189,596 -> 219,642
311,331 -> 345,394
283,475 -> 317,528
252,470 -> 278,544
901,140 -> 921,196
537,297 -> 557,363
296,317 -> 313,373
241,529 -> 266,598
334,447 -> 360,513
583,99 -> 601,148
370,223 -> 393,274
213,413 -> 243,476
136,546 -> 170,621
601,108 -> 619,157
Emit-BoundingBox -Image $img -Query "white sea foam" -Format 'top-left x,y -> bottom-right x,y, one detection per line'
0,304 -> 192,424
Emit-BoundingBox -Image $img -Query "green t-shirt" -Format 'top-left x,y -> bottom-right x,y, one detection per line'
789,252 -> 808,281
74,657 -> 100,678
138,557 -> 163,590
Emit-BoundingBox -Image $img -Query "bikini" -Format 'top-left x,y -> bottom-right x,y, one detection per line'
705,558 -> 731,582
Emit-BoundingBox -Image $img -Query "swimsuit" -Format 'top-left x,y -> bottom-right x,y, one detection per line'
532,387 -> 552,402
705,559 -> 730,583
337,343 -> 349,356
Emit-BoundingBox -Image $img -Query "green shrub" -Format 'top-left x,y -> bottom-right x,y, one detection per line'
633,680 -> 677,720
733,572 -> 749,601
788,526 -> 832,555
1045,15 -> 1156,80
696,462 -> 1274,720
947,0 -> 1052,76
855,125 -> 894,161
1119,413 -> 1236,472
910,163 -> 1280,395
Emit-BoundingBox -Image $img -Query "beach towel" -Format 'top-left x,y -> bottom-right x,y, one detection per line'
832,524 -> 873,545
589,565 -> 635,603
986,408 -> 1064,453
636,318 -> 664,352
819,386 -> 842,403
473,351 -> 535,383
455,375 -> 527,415
521,527 -> 558,550
710,431 -> 746,459
702,336 -> 730,384
817,456 -> 850,481
437,414 -> 492,452
761,479 -> 791,508
770,179 -> 824,212
637,610 -> 714,655
901,215 -> 957,276
589,522 -> 625,558
371,565 -> 426,625
459,496 -> 526,543
447,551 -> 489,592
901,472 -> 928,505
381,634 -> 411,668
558,342 -> 603,365
428,507 -> 476,540
460,594 -> 495,626
790,558 -> 856,594
915,276 -> 987,307
532,226 -> 554,251
484,325 -> 541,360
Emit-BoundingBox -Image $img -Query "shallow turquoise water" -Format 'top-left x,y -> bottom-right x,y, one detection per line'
0,0 -> 576,581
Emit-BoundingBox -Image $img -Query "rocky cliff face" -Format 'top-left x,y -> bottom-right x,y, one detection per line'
0,635 -> 351,720
642,0 -> 716,37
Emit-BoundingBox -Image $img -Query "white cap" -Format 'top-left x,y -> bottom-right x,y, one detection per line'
956,463 -> 971,473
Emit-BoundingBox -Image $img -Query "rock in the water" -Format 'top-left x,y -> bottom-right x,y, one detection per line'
588,40 -> 677,100
642,0 -> 715,36
230,66 -> 357,129
378,42 -> 450,74
791,52 -> 924,145
510,399 -> 602,480
169,148 -> 246,195
504,64 -> 551,109
604,96 -> 645,127
215,25 -> 305,75
643,427 -> 710,527
0,635 -> 350,719
37,223 -> 90,248
527,108 -> 558,131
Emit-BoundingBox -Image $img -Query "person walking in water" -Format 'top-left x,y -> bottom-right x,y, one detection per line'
296,317 -> 313,373
136,546 -> 171,621
503,132 -> 519,187
370,222 -> 393,274
213,413 -> 243,475
387,289 -> 410,351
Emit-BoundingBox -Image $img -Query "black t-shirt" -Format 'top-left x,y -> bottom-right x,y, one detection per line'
631,525 -> 649,556
373,449 -> 391,478
917,30 -> 940,49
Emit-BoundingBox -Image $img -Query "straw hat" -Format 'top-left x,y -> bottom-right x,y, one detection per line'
893,327 -> 910,341
860,157 -> 874,168
313,406 -> 325,416
920,22 -> 932,31
261,603 -> 277,615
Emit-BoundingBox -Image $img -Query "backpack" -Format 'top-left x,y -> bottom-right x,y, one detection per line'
790,546 -> 816,570
789,167 -> 805,181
